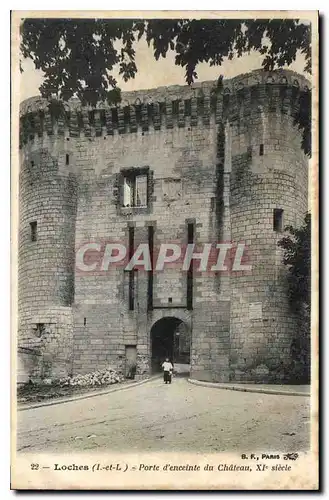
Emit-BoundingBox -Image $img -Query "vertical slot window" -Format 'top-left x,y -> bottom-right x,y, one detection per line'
273,209 -> 284,232
128,227 -> 135,310
30,221 -> 37,242
259,144 -> 264,156
148,225 -> 154,311
187,222 -> 194,311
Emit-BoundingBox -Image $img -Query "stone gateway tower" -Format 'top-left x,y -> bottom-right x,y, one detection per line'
18,69 -> 309,384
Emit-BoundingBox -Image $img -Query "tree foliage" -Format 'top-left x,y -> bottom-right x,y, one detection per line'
278,214 -> 311,382
20,18 -> 312,155
278,213 -> 311,312
294,87 -> 311,158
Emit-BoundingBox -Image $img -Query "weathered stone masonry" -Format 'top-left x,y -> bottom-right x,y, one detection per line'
18,69 -> 309,384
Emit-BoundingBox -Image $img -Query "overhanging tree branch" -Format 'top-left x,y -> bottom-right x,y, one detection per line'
20,18 -> 312,155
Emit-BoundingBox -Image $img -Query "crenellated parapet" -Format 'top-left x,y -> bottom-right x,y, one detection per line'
19,69 -> 310,147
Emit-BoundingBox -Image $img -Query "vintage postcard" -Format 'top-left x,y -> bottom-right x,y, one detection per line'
11,10 -> 319,490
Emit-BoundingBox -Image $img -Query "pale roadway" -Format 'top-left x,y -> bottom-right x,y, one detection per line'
17,377 -> 310,453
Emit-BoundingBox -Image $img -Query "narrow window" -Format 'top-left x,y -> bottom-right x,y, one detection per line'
83,317 -> 87,326
168,297 -> 172,304
30,160 -> 34,167
187,222 -> 194,311
273,209 -> 284,232
128,226 -> 135,310
147,225 -> 154,311
259,144 -> 264,156
30,221 -> 37,242
35,323 -> 45,338
66,154 -> 70,165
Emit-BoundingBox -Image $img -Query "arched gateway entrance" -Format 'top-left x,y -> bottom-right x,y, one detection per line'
150,317 -> 190,374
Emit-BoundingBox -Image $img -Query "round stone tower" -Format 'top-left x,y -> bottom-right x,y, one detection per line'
18,99 -> 78,381
226,70 -> 310,382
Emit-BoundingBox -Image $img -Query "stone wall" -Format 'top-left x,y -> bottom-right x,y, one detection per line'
71,102 -> 219,375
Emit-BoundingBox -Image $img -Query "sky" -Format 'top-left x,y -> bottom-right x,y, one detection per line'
19,35 -> 308,102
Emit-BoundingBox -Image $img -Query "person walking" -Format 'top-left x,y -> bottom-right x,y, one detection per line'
162,357 -> 173,384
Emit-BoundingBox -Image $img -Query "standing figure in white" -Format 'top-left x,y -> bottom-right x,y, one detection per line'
162,358 -> 173,384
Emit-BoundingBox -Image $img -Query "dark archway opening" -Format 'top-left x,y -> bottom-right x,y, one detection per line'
151,317 -> 190,374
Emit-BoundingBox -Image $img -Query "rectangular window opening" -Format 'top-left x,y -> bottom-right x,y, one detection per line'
273,209 -> 284,232
83,317 -> 87,326
66,154 -> 70,165
259,144 -> 264,156
168,297 -> 172,304
122,170 -> 148,208
30,221 -> 37,242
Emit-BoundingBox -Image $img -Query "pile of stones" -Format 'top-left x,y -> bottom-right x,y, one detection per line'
59,367 -> 124,387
